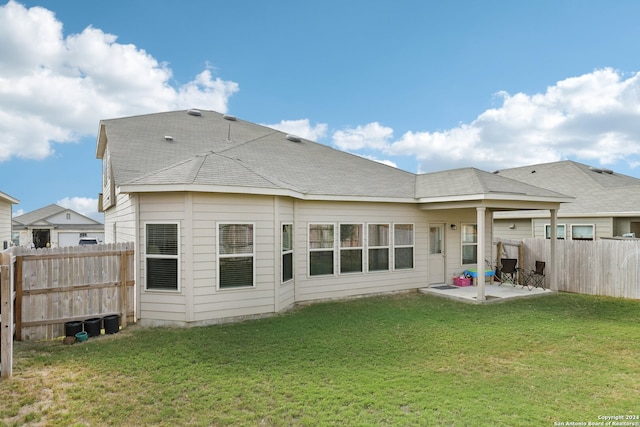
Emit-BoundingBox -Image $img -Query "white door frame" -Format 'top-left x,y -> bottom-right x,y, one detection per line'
428,223 -> 446,285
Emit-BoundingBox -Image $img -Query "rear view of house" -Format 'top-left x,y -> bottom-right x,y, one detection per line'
97,109 -> 571,326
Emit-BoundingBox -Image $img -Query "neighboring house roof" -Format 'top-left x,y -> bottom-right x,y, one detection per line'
493,161 -> 640,217
97,110 -> 572,206
12,204 -> 103,228
0,191 -> 19,205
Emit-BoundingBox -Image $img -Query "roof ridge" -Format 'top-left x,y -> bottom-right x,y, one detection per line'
215,130 -> 281,154
212,151 -> 302,192
124,154 -> 209,184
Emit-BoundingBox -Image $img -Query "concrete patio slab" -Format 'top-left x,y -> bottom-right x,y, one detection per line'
419,282 -> 556,304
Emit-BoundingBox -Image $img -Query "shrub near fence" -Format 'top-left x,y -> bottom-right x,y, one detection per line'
8,242 -> 135,341
521,238 -> 640,299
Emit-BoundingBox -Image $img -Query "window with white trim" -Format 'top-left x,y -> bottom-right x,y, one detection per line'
571,224 -> 595,241
461,223 -> 477,265
368,224 -> 389,271
146,223 -> 179,291
282,224 -> 293,283
309,224 -> 334,276
394,224 -> 414,270
340,224 -> 363,273
218,223 -> 255,289
545,224 -> 566,239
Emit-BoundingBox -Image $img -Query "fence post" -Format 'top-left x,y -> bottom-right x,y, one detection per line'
120,250 -> 128,328
14,256 -> 22,341
1,252 -> 13,378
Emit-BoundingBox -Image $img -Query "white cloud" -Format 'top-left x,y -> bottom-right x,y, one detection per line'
57,197 -> 103,222
356,154 -> 398,168
0,1 -> 239,162
387,68 -> 640,172
263,119 -> 328,141
332,122 -> 394,151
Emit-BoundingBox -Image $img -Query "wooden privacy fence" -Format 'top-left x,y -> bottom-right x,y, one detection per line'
8,242 -> 135,342
513,238 -> 640,299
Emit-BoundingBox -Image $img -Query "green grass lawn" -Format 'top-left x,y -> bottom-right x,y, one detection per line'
1,292 -> 639,426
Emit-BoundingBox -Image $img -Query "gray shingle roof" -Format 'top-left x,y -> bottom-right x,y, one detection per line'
12,204 -> 103,226
101,110 -> 417,199
494,161 -> 640,215
99,110 -> 572,203
415,168 -> 568,199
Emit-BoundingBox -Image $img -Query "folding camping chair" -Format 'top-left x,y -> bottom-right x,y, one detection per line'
496,258 -> 518,285
519,261 -> 546,290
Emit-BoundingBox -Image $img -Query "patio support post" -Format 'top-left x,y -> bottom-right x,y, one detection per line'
476,207 -> 486,302
550,208 -> 558,291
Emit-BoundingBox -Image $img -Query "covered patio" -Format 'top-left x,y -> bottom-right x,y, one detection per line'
416,169 -> 574,301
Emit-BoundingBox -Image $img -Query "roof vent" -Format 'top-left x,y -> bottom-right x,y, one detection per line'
286,134 -> 302,143
187,109 -> 202,116
589,166 -> 603,173
223,114 -> 237,121
164,135 -> 174,141
601,168 -> 614,174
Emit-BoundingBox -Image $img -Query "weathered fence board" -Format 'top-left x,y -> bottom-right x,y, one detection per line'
1,251 -> 13,378
9,243 -> 135,341
510,238 -> 640,299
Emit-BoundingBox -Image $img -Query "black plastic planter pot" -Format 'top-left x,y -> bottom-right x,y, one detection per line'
83,317 -> 102,337
64,321 -> 83,337
103,314 -> 120,334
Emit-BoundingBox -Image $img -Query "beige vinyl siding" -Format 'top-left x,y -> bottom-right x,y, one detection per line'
294,201 -> 427,303
138,193 -> 187,324
427,209 -> 495,284
104,192 -> 136,244
277,197 -> 295,312
0,200 -> 12,246
493,218 -> 533,241
614,217 -> 640,237
190,193 -> 276,323
533,217 -> 613,239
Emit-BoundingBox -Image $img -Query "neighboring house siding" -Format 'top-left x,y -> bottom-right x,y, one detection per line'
293,200 -> 428,303
493,219 -> 533,242
0,199 -> 11,247
532,217 -> 613,240
48,211 -> 98,225
613,217 -> 640,237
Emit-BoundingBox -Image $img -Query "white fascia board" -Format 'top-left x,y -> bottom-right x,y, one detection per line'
417,194 -> 571,211
0,191 -> 19,204
118,184 -> 416,203
120,184 -> 298,198
494,210 -> 640,219
95,122 -> 107,159
416,193 -> 573,204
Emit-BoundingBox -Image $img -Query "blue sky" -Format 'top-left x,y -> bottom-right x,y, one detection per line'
2,0 -> 640,221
